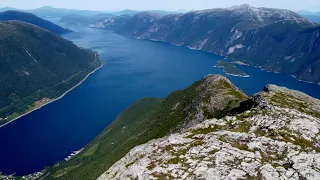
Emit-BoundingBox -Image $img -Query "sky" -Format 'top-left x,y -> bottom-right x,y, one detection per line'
0,0 -> 319,12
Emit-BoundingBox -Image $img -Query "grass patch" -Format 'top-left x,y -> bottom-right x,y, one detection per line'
232,121 -> 251,133
167,157 -> 180,164
147,162 -> 156,170
225,90 -> 248,100
186,125 -> 226,138
82,144 -> 99,157
270,92 -> 320,118
125,160 -> 137,168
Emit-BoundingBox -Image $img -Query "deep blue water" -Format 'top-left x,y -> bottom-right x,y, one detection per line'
0,23 -> 320,175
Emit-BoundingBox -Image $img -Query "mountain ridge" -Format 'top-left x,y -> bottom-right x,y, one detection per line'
39,74 -> 248,179
0,10 -> 71,34
37,74 -> 320,180
91,5 -> 320,84
99,76 -> 320,180
0,20 -> 102,127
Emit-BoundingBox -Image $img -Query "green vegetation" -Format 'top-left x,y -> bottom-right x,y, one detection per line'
225,90 -> 248,100
167,157 -> 180,164
0,21 -> 102,126
215,60 -> 249,77
147,162 -> 156,170
269,92 -> 320,118
125,161 -> 137,168
186,124 -> 226,138
41,80 -> 201,179
41,75 -> 247,180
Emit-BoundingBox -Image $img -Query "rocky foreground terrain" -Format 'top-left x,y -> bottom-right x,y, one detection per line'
98,79 -> 320,179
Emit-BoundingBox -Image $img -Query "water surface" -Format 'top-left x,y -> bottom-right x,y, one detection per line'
0,23 -> 319,175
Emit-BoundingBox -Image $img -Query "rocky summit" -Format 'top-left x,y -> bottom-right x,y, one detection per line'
39,75 -> 320,180
98,76 -> 320,180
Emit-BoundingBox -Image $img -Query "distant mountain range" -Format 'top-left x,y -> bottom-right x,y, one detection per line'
0,20 -> 102,126
300,15 -> 320,23
0,10 -> 71,34
297,10 -> 320,23
297,10 -> 320,15
91,5 -> 320,84
60,13 -> 114,26
0,6 -> 109,18
0,6 -> 189,25
61,10 -> 176,26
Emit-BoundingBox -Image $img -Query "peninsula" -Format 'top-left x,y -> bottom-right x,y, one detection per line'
215,60 -> 249,77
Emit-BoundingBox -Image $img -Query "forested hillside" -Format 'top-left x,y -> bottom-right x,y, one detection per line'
0,21 -> 102,126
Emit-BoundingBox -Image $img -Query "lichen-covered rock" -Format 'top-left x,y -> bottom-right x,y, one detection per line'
98,84 -> 320,180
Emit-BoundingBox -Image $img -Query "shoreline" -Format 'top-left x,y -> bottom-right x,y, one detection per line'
213,65 -> 250,78
128,35 -> 320,85
225,72 -> 250,78
0,62 -> 104,129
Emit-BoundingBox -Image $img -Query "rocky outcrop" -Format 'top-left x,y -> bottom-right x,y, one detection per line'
178,74 -> 248,131
98,84 -> 320,180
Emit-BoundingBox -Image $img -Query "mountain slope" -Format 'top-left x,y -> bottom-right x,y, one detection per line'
60,13 -> 115,26
301,15 -> 320,23
96,5 -> 320,83
39,74 -> 320,180
0,21 -> 102,126
89,15 -> 132,30
0,10 -> 71,34
27,6 -> 104,18
40,75 -> 247,180
99,84 -> 320,180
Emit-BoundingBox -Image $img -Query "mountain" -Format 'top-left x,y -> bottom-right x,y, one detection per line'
297,10 -> 320,23
0,7 -> 19,12
301,15 -> 320,23
40,75 -> 248,179
0,21 -> 102,127
101,83 -> 320,180
297,10 -> 317,15
89,15 -> 132,30
94,5 -> 320,84
27,6 -> 106,18
113,9 -> 139,16
38,74 -> 320,180
0,10 -> 71,34
60,13 -> 114,26
112,10 -> 181,16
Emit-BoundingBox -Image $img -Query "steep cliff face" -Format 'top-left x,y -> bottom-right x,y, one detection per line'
99,82 -> 320,180
93,5 -> 320,83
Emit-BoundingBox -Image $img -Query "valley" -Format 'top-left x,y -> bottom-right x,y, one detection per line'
0,4 -> 320,180
0,23 -> 319,178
